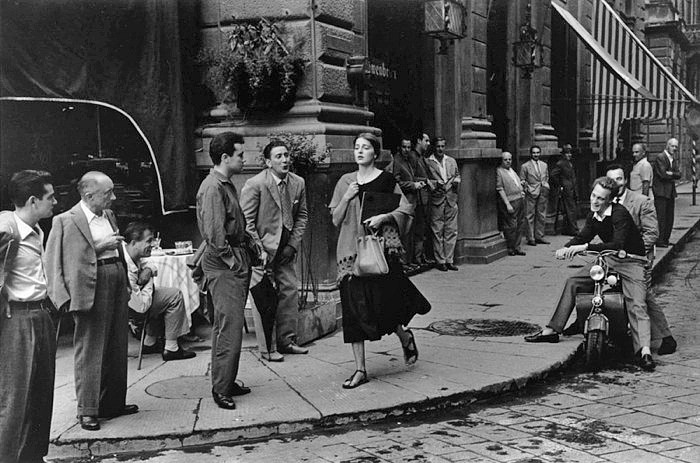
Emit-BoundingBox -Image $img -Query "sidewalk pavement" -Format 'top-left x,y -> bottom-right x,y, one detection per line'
47,183 -> 700,461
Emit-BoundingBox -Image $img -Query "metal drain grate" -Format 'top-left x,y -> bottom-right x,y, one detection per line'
427,319 -> 541,337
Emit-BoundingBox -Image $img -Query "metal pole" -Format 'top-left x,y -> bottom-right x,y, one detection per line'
693,139 -> 697,206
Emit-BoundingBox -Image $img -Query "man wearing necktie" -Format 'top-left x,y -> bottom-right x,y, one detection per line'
520,145 -> 551,246
46,171 -> 137,431
241,140 -> 309,361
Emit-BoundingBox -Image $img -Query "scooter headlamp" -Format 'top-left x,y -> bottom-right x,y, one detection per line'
592,295 -> 603,307
607,274 -> 618,286
589,265 -> 605,281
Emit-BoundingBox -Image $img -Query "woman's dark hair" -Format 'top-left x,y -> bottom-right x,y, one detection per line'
354,132 -> 381,159
209,132 -> 244,165
9,170 -> 52,207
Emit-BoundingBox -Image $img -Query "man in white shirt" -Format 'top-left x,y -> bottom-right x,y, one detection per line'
630,143 -> 653,198
122,222 -> 194,361
0,170 -> 57,463
520,145 -> 551,246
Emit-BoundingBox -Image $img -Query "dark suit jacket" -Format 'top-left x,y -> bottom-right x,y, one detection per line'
240,170 -> 308,255
45,203 -> 124,312
551,158 -> 577,197
651,151 -> 681,198
390,151 -> 430,206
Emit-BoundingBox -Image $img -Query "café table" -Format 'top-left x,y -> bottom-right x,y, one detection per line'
144,249 -> 200,328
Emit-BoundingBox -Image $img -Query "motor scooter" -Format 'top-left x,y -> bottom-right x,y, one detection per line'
574,249 -> 646,370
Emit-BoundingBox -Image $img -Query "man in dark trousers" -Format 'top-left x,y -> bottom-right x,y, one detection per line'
525,176 -> 655,371
652,137 -> 682,247
0,170 -> 57,463
551,143 -> 579,235
241,140 -> 309,361
196,132 -> 253,410
46,171 -> 137,431
496,152 -> 526,256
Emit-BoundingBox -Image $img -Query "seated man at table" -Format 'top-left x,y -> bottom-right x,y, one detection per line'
123,221 -> 195,361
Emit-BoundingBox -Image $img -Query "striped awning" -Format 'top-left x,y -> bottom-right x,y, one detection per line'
552,0 -> 699,161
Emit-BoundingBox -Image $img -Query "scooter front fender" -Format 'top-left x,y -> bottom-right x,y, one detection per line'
585,313 -> 609,334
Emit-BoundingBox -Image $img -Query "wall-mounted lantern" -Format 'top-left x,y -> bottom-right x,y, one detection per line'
423,0 -> 467,55
512,1 -> 543,78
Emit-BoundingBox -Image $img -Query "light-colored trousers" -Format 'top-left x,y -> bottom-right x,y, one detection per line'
525,192 -> 547,241
430,201 -> 458,264
145,286 -> 190,341
645,262 -> 672,340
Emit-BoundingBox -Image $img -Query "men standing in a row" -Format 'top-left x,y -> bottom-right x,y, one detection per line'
652,137 -> 681,247
425,137 -> 460,271
241,140 -> 309,361
496,152 -> 526,256
520,145 -> 550,246
196,132 -> 252,410
550,143 -> 579,236
0,170 -> 57,463
46,171 -> 137,431
630,143 -> 653,198
390,136 -> 430,266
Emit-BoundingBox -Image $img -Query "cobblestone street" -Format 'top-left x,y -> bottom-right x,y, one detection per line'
87,232 -> 700,462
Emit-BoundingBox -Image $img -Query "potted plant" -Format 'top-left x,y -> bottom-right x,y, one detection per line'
199,18 -> 306,113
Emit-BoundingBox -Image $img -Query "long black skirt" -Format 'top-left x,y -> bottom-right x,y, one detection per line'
339,261 -> 431,343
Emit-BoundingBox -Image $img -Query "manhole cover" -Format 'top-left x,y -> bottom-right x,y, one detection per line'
146,376 -> 211,399
427,319 -> 541,337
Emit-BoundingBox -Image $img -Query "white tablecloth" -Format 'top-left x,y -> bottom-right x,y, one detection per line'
144,252 -> 200,326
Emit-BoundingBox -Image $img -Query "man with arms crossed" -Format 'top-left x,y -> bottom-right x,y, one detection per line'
652,137 -> 682,247
241,140 -> 309,361
196,132 -> 252,409
46,171 -> 137,431
525,177 -> 655,371
0,170 -> 57,463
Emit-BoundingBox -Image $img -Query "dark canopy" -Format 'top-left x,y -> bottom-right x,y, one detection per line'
0,0 -> 197,212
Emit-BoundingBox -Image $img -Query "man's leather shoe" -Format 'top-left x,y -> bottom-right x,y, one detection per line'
446,263 -> 459,271
639,353 -> 656,371
141,341 -> 163,355
514,250 -> 526,256
527,240 -> 537,246
658,336 -> 677,355
80,415 -> 100,431
230,382 -> 252,396
436,263 -> 448,271
535,239 -> 550,245
278,343 -> 309,354
524,331 -> 559,343
162,346 -> 196,361
212,391 -> 236,409
562,322 -> 582,336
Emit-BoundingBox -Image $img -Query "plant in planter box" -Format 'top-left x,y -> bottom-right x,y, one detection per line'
198,18 -> 305,112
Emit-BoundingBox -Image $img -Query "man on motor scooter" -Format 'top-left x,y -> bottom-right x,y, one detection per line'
525,177 -> 655,371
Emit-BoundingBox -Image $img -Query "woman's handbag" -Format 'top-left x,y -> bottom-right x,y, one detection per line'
353,225 -> 389,277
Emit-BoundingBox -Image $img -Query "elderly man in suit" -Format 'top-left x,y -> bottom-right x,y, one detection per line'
0,170 -> 57,463
520,145 -> 551,246
46,171 -> 137,431
551,143 -> 579,236
606,165 -> 676,355
241,140 -> 309,361
425,137 -> 460,271
652,137 -> 682,247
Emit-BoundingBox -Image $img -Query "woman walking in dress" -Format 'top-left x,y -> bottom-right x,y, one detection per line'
329,133 -> 431,389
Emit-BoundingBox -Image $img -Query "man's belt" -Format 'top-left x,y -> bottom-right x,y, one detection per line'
6,298 -> 54,317
97,256 -> 121,266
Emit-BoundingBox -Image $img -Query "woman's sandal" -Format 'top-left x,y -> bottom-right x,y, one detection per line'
342,369 -> 369,389
402,329 -> 418,365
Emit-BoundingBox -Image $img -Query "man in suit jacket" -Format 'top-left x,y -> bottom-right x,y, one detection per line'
0,170 -> 57,463
550,144 -> 579,235
606,166 -> 676,355
46,171 -> 137,431
652,137 -> 682,247
241,140 -> 309,360
389,136 -> 431,266
520,145 -> 551,246
425,137 -> 460,271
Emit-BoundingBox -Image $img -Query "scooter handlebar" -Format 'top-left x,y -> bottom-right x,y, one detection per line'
580,249 -> 647,262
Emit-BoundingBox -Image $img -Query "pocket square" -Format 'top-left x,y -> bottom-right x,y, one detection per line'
293,200 -> 299,204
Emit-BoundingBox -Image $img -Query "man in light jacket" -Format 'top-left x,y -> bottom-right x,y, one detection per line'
520,145 -> 550,246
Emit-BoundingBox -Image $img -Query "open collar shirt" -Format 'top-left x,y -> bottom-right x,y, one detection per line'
4,212 -> 47,302
80,200 -> 117,258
